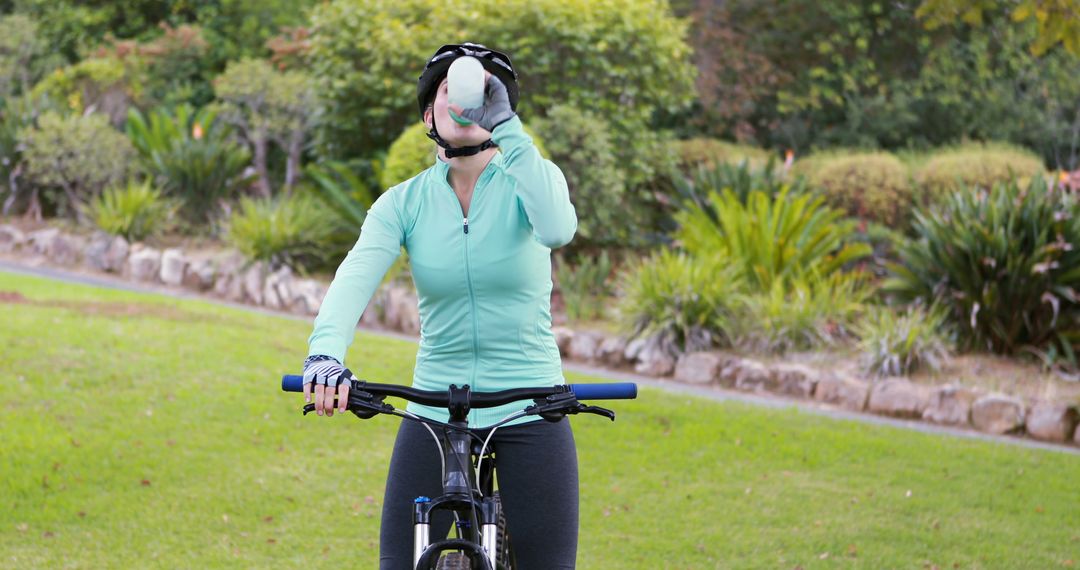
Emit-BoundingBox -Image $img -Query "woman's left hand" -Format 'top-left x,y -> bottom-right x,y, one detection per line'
448,74 -> 516,133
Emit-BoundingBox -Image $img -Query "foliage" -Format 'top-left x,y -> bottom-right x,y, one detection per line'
225,192 -> 338,271
616,249 -> 736,354
675,187 -> 871,290
807,152 -> 916,228
885,176 -> 1080,366
915,142 -> 1045,198
28,56 -> 143,126
0,13 -> 58,99
730,272 -> 869,354
917,0 -> 1080,55
380,121 -> 548,189
532,105 -> 628,248
855,304 -> 953,377
306,0 -> 695,187
674,138 -> 773,172
92,23 -> 214,109
673,158 -> 805,216
211,57 -> 318,194
304,159 -> 376,261
126,104 -> 250,223
85,178 -> 180,242
17,111 -> 135,220
554,251 -> 614,323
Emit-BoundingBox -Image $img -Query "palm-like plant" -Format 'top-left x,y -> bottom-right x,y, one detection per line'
126,104 -> 251,224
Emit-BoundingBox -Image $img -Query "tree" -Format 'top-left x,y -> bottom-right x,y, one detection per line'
917,0 -> 1080,55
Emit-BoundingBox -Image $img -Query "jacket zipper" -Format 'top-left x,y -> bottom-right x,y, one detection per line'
462,214 -> 480,399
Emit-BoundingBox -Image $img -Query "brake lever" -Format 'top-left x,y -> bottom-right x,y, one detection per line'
299,387 -> 394,419
525,392 -> 617,422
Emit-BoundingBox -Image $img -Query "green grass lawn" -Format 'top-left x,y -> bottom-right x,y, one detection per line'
1,271 -> 1078,569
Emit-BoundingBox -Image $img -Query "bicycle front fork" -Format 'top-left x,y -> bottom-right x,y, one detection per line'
412,496 -> 500,569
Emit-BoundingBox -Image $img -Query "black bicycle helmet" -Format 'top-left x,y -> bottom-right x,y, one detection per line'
416,42 -> 519,158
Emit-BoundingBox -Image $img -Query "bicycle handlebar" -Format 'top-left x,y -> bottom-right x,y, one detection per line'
281,374 -> 637,407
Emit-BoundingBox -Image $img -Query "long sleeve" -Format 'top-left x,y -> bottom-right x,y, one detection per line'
307,189 -> 404,363
492,115 -> 578,248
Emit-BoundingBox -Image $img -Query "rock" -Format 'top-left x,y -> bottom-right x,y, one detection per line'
922,384 -> 978,425
291,278 -> 327,315
597,336 -> 628,367
241,261 -> 268,305
359,288 -> 385,326
126,247 -> 162,282
674,351 -> 728,385
552,327 -> 574,356
211,251 -> 246,302
159,248 -> 188,286
623,337 -> 647,363
0,224 -> 26,252
84,232 -> 129,273
182,258 -> 216,291
28,228 -> 78,265
971,394 -> 1026,435
633,336 -> 675,376
262,266 -> 293,310
867,378 -> 928,418
725,358 -> 771,392
1024,402 -> 1079,443
567,331 -> 603,362
768,363 -> 819,398
813,372 -> 869,411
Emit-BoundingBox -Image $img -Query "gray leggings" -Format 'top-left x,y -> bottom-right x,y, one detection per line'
379,417 -> 579,569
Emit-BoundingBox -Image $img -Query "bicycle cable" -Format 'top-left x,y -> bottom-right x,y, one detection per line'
473,411 -> 528,497
396,410 -> 446,482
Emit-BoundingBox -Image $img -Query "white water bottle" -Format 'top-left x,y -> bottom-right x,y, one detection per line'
447,56 -> 485,125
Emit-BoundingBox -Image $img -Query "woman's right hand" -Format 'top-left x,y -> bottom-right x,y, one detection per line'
302,355 -> 353,417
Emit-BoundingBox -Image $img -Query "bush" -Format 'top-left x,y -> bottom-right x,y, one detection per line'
29,57 -> 142,126
85,179 -> 180,242
126,105 -> 251,224
554,251 -> 613,323
885,176 -> 1080,363
616,249 -> 736,355
730,272 -> 869,354
915,143 -> 1045,198
17,111 -> 135,221
855,304 -> 952,377
672,158 -> 807,217
225,193 -> 338,272
675,186 -> 871,290
306,0 -> 695,186
805,151 -> 916,228
532,105 -> 628,248
674,138 -> 773,172
380,122 -> 548,189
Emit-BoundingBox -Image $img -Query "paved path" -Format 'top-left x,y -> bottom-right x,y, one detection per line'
2,258 -> 1078,457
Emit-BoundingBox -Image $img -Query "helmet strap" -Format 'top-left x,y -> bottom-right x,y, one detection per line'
426,120 -> 495,159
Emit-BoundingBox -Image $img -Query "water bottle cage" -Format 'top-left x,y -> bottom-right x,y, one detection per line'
526,392 -> 616,422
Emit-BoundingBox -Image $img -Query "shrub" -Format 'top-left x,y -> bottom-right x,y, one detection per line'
915,142 -> 1045,199
225,193 -> 338,272
675,186 -> 871,290
885,176 -> 1080,362
306,0 -> 695,187
805,152 -> 916,228
554,251 -> 613,323
616,249 -> 737,355
17,111 -> 135,221
672,158 -> 807,217
380,122 -> 548,189
730,272 -> 869,354
29,57 -> 141,126
674,138 -> 773,172
126,104 -> 251,224
855,304 -> 952,377
85,179 -> 180,242
532,105 -> 627,248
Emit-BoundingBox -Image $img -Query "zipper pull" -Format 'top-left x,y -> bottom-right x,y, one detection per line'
463,217 -> 469,234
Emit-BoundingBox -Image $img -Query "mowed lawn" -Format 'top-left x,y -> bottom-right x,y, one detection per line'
1,271 -> 1077,570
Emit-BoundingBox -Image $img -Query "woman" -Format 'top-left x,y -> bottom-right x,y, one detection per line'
301,43 -> 580,569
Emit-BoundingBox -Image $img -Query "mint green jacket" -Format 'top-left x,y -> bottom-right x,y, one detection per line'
307,116 -> 577,427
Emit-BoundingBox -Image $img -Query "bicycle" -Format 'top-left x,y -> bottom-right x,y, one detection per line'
281,374 -> 637,570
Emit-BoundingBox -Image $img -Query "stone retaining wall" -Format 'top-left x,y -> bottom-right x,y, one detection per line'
3,223 -> 1078,448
